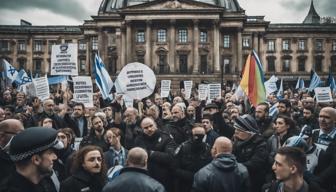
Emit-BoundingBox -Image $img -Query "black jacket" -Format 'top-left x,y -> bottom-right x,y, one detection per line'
163,118 -> 193,145
80,130 -> 109,152
33,111 -> 66,130
233,134 -> 268,192
102,167 -> 166,192
63,114 -> 88,137
192,153 -> 249,192
212,112 -> 234,138
262,180 -> 326,192
0,149 -> 15,184
135,130 -> 177,192
60,169 -> 105,192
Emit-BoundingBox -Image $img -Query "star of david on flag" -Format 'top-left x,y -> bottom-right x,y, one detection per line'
2,59 -> 18,82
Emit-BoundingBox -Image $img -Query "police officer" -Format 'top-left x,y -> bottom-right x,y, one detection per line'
135,117 -> 177,192
174,123 -> 212,192
0,127 -> 64,192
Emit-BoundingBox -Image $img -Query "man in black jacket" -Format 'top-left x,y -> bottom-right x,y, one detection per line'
192,137 -> 249,192
135,117 -> 177,192
63,103 -> 88,137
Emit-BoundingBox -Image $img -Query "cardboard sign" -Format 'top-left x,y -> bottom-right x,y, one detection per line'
33,76 -> 50,101
161,80 -> 171,98
51,44 -> 78,75
314,87 -> 333,103
208,83 -> 221,100
73,76 -> 93,107
198,84 -> 208,101
184,81 -> 193,99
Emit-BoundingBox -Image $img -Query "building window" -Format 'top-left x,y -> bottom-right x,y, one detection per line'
179,55 -> 188,73
92,36 -> 98,50
243,37 -> 250,48
267,40 -> 275,52
200,55 -> 208,74
157,29 -> 167,43
17,40 -> 26,52
79,58 -> 86,73
33,59 -> 42,74
17,58 -> 26,69
136,29 -> 145,43
178,29 -> 188,43
315,39 -> 323,51
332,40 -> 336,51
282,59 -> 290,72
48,40 -> 57,53
78,40 -> 87,51
223,58 -> 230,74
282,39 -> 290,51
158,53 -> 168,74
34,40 -> 43,52
137,54 -> 144,64
298,58 -> 305,72
223,35 -> 230,48
267,57 -> 275,72
200,30 -> 207,43
315,56 -> 323,72
298,39 -> 306,51
0,40 -> 10,51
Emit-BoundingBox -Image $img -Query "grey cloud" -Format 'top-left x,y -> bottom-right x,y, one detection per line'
280,0 -> 336,18
0,0 -> 95,21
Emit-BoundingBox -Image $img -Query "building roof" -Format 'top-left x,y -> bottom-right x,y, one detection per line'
303,0 -> 320,24
98,0 -> 242,13
0,25 -> 82,34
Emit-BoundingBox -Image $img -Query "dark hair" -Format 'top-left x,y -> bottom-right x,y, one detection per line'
276,115 -> 296,131
276,147 -> 306,175
107,127 -> 123,138
74,102 -> 85,110
257,102 -> 270,113
279,99 -> 291,109
303,106 -> 314,114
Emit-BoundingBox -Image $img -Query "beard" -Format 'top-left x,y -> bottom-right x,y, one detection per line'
37,164 -> 53,177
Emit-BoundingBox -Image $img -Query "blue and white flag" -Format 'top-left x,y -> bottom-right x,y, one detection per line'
276,78 -> 283,99
94,53 -> 113,100
269,102 -> 279,121
264,75 -> 278,96
308,70 -> 321,92
2,59 -> 18,82
15,69 -> 32,86
327,72 -> 336,94
295,77 -> 305,90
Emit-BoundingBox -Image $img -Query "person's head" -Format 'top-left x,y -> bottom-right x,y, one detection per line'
72,145 -> 106,177
40,117 -> 53,129
126,147 -> 148,169
203,103 -> 219,115
43,99 -> 55,116
154,93 -> 162,106
277,99 -> 291,115
201,113 -> 213,132
173,96 -> 183,105
303,97 -> 315,108
229,107 -> 240,121
57,129 -> 72,149
272,147 -> 306,181
4,105 -> 15,119
73,103 -> 85,118
3,90 -> 12,102
0,107 -> 5,122
162,102 -> 171,111
0,119 -> 24,149
171,104 -> 185,122
10,127 -> 63,181
211,137 -> 232,158
191,123 -> 206,143
274,115 -> 295,135
318,107 -> 336,134
123,107 -> 138,125
146,105 -> 160,120
91,116 -> 104,135
233,114 -> 259,141
302,106 -> 314,120
16,92 -> 26,107
103,107 -> 113,119
186,105 -> 195,118
284,136 -> 309,152
255,102 -> 269,121
105,128 -> 122,147
140,117 -> 158,137
88,107 -> 97,117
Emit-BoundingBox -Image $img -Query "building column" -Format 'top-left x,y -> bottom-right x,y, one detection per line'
169,19 -> 176,73
126,21 -> 132,64
145,20 -> 152,67
116,27 -> 122,72
121,22 -> 127,67
213,19 -> 220,72
192,19 -> 199,74
237,28 -> 242,73
307,38 -> 313,72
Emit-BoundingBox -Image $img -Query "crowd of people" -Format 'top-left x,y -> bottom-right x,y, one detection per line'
0,84 -> 335,192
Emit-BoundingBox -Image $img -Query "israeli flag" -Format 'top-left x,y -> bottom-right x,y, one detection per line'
269,102 -> 279,121
15,69 -> 32,86
327,72 -> 336,94
295,77 -> 305,90
276,78 -> 283,99
308,70 -> 321,92
94,53 -> 113,100
2,59 -> 18,82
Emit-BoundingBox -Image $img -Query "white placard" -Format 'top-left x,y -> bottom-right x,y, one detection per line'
208,83 -> 221,100
184,81 -> 193,99
123,95 -> 134,108
51,43 -> 78,75
314,87 -> 333,103
33,76 -> 50,101
73,76 -> 93,108
198,84 -> 208,101
264,75 -> 278,96
116,62 -> 156,99
161,80 -> 171,98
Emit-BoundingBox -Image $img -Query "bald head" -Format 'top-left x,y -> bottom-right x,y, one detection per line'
0,119 -> 24,148
320,107 -> 336,118
126,147 -> 148,169
319,107 -> 336,133
211,137 -> 232,158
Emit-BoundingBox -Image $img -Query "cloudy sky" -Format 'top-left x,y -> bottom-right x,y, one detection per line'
0,0 -> 335,25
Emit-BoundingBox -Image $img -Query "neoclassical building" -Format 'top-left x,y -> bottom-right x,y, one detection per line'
0,0 -> 335,88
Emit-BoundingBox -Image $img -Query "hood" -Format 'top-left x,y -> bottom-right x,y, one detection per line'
212,153 -> 237,171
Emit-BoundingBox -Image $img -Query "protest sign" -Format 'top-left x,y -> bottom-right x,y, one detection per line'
161,80 -> 171,98
51,43 -> 78,75
123,95 -> 134,108
33,76 -> 50,101
184,81 -> 193,99
264,75 -> 278,96
314,87 -> 333,103
115,62 -> 156,99
73,76 -> 93,107
198,84 -> 208,100
208,83 -> 221,100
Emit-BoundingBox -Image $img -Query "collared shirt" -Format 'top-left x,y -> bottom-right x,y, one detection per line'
106,146 -> 127,167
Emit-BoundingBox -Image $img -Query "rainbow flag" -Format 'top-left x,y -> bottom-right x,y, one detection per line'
240,50 -> 266,106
